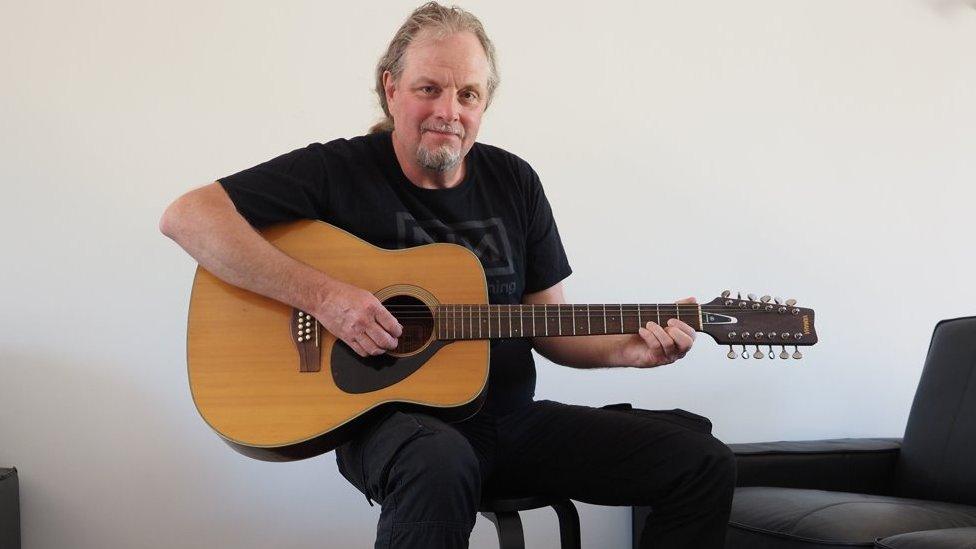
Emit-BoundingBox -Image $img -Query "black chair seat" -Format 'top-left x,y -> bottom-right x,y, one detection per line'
729,487 -> 976,547
876,527 -> 976,549
479,494 -> 567,513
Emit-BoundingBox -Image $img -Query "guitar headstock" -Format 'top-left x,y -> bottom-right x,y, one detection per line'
700,290 -> 817,360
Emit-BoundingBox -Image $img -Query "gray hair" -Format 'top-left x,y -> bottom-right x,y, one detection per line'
369,2 -> 500,134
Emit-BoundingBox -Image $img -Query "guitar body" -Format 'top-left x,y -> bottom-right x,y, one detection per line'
187,220 -> 490,461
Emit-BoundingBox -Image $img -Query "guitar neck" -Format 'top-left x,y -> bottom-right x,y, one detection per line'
434,304 -> 703,340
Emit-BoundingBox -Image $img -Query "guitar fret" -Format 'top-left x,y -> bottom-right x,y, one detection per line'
603,304 -> 607,334
586,304 -> 591,334
656,304 -> 661,326
544,303 -> 548,336
519,304 -> 524,336
619,304 -> 624,333
530,304 -> 536,336
534,304 -> 540,336
571,305 -> 576,335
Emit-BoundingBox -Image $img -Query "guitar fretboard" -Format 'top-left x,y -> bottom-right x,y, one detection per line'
434,304 -> 702,340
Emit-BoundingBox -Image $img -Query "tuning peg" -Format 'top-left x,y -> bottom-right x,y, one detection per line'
761,295 -> 771,303
747,293 -> 757,301
737,292 -> 742,300
741,345 -> 749,359
774,296 -> 782,304
779,345 -> 789,359
722,290 -> 731,298
786,298 -> 797,307
727,346 -> 736,359
767,345 -> 775,359
792,346 -> 803,360
753,346 -> 763,359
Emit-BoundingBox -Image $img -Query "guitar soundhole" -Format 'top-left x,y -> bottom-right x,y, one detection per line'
383,295 -> 434,356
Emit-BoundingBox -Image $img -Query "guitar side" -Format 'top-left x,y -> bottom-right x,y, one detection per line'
186,220 -> 490,461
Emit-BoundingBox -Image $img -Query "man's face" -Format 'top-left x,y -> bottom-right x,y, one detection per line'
385,30 -> 489,173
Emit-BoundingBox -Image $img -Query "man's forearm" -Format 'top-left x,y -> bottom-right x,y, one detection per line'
532,334 -> 635,369
159,183 -> 339,315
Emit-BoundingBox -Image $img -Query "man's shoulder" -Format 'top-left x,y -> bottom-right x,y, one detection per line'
283,132 -> 388,170
313,132 -> 386,156
472,141 -> 538,183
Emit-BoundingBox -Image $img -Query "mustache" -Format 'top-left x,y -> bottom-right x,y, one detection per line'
421,122 -> 463,137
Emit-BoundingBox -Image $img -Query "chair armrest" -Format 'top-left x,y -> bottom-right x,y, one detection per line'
729,438 -> 902,495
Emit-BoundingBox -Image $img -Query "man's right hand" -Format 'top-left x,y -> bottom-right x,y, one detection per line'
313,281 -> 403,358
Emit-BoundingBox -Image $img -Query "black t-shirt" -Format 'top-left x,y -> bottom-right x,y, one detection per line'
217,131 -> 572,413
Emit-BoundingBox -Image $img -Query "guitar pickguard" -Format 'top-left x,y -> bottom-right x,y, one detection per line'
330,340 -> 450,394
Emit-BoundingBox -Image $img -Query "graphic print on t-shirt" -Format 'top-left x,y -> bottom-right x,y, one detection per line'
395,212 -> 515,277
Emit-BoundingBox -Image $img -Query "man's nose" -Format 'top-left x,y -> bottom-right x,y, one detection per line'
433,92 -> 460,122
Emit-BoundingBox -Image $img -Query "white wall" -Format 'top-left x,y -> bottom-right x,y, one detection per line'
2,1 -> 975,547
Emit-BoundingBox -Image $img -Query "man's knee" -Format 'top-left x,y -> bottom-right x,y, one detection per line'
677,433 -> 736,501
704,437 -> 737,490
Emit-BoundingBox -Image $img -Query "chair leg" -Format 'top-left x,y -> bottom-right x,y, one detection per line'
551,500 -> 581,549
480,511 -> 525,549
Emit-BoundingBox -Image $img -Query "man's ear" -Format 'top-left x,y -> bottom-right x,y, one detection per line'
382,70 -> 396,105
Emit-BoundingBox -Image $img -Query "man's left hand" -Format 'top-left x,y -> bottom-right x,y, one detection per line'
624,296 -> 697,368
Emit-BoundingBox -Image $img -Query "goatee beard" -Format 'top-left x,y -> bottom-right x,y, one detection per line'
416,144 -> 462,172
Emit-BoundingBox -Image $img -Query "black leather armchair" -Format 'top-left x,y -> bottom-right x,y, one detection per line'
725,316 -> 976,548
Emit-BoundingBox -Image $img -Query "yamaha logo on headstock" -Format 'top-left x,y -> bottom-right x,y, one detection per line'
803,315 -> 811,335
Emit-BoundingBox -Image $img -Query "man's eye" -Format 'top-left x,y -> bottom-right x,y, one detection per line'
421,86 -> 435,94
461,91 -> 479,102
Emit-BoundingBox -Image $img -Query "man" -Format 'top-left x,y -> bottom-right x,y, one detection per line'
160,3 -> 735,548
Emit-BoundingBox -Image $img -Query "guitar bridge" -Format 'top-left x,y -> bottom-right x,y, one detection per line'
292,310 -> 322,372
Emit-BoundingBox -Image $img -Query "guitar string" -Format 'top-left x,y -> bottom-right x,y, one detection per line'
301,309 -> 808,319
357,314 -> 806,321
372,307 -> 805,319
363,305 -> 800,312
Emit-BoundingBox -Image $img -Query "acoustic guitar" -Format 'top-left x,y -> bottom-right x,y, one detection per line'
186,220 -> 818,461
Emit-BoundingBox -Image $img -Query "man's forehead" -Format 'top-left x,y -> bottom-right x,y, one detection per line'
401,30 -> 489,88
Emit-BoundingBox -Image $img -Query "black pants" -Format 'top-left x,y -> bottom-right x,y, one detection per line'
336,399 -> 736,549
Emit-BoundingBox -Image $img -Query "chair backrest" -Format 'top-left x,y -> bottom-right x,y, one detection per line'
894,316 -> 976,505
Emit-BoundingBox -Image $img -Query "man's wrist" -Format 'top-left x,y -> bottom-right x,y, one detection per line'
302,270 -> 341,318
603,334 -> 635,368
